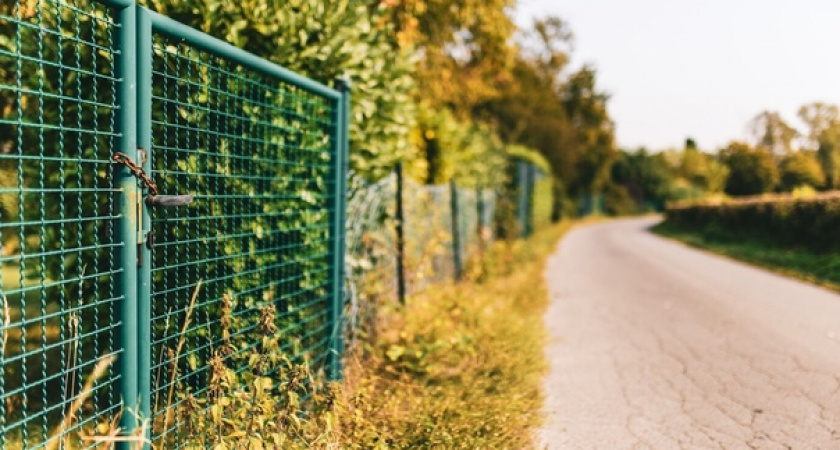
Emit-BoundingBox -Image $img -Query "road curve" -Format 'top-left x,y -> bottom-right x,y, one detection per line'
539,217 -> 840,449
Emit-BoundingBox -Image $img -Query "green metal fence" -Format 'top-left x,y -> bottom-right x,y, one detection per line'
514,159 -> 550,238
343,170 -> 499,343
0,0 -> 348,448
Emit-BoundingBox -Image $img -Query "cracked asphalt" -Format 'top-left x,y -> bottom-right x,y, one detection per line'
539,217 -> 840,449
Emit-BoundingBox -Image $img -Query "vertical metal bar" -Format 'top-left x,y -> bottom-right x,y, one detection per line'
113,1 -> 139,446
135,6 -> 152,447
450,178 -> 463,281
476,183 -> 485,256
329,78 -> 350,380
395,162 -> 406,305
516,160 -> 527,238
525,163 -> 536,237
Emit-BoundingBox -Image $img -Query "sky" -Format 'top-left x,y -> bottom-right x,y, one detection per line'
513,0 -> 840,151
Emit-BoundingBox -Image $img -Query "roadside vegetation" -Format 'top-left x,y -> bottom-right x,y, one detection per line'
601,104 -> 840,216
654,194 -> 840,291
334,222 -> 572,448
176,222 -> 573,449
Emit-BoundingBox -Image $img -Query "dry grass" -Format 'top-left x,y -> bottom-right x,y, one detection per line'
331,222 -> 572,448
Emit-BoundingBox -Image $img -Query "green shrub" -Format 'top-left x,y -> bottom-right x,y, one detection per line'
665,193 -> 840,252
141,0 -> 417,180
779,151 -> 825,191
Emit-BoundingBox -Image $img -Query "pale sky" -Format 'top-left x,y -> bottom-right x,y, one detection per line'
514,0 -> 840,151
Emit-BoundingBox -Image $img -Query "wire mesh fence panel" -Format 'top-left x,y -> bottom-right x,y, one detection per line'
480,189 -> 498,243
455,187 -> 497,272
144,15 -> 344,448
0,0 -> 122,448
456,189 -> 477,261
401,180 -> 454,292
343,173 -> 397,342
533,171 -> 552,230
343,173 -> 501,325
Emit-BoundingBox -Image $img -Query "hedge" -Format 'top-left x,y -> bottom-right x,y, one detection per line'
665,193 -> 840,252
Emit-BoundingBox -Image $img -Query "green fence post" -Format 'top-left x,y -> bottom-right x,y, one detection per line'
450,178 -> 463,281
114,1 -> 139,447
329,78 -> 350,380
525,163 -> 536,237
476,183 -> 485,255
135,6 -> 152,447
516,160 -> 527,238
395,162 -> 406,305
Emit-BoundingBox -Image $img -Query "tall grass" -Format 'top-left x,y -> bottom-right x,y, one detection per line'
333,222 -> 572,448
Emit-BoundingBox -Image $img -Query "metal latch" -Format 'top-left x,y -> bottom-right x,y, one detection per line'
145,195 -> 194,208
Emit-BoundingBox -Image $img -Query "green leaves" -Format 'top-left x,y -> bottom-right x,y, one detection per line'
140,0 -> 416,180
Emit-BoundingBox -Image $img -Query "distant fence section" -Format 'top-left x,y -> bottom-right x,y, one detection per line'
344,171 -> 498,333
1,1 -> 347,448
343,158 -> 552,341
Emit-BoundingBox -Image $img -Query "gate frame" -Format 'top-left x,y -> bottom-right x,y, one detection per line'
113,3 -> 349,446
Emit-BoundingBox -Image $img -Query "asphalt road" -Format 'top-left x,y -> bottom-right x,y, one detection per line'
539,217 -> 840,449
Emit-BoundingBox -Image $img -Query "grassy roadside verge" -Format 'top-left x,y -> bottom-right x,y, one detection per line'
171,222 -> 573,449
334,221 -> 574,448
652,220 -> 840,291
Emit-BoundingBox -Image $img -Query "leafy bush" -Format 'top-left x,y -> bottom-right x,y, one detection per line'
665,193 -> 840,252
720,142 -> 778,195
779,150 -> 825,191
141,0 -> 417,180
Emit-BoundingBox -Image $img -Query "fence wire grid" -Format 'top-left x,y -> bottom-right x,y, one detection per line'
343,172 -> 499,343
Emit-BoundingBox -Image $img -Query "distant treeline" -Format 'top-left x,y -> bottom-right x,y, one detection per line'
603,103 -> 840,215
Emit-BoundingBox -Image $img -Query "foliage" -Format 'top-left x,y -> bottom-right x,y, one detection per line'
416,103 -> 509,186
720,141 -> 778,195
672,147 -> 729,194
798,102 -> 839,149
387,0 -> 517,116
610,149 -> 674,210
180,304 -> 339,449
779,150 -> 825,191
480,50 -> 616,219
532,175 -> 554,229
817,124 -> 840,189
560,66 -> 617,194
141,0 -> 416,180
664,192 -> 840,253
749,110 -> 798,155
507,144 -> 552,175
602,182 -> 638,216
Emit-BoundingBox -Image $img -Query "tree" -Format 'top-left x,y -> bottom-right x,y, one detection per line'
477,54 -> 575,219
522,16 -> 573,85
610,148 -> 674,209
720,142 -> 778,195
685,137 -> 698,150
749,111 -> 798,155
387,0 -> 517,116
817,124 -> 840,189
779,151 -> 825,191
797,102 -> 839,149
561,66 -> 617,196
677,147 -> 730,194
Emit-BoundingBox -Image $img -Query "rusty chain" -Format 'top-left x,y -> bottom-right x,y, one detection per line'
112,151 -> 158,196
